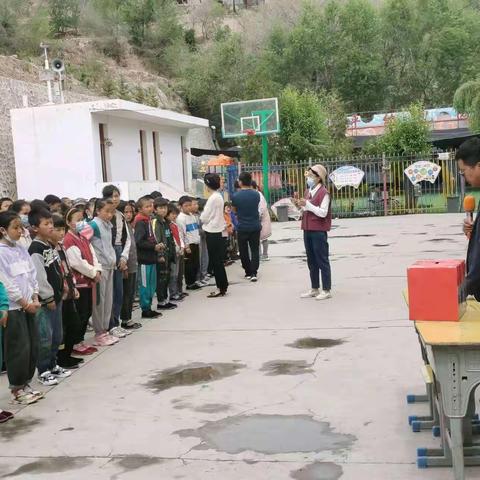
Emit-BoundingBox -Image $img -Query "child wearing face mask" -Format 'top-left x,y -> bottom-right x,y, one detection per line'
63,207 -> 101,355
10,200 -> 32,249
0,211 -> 42,405
89,199 -> 118,346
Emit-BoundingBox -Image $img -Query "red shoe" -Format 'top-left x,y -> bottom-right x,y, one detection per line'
73,343 -> 98,355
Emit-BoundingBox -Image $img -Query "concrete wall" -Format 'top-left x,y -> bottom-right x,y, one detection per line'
11,104 -> 98,199
0,76 -> 98,198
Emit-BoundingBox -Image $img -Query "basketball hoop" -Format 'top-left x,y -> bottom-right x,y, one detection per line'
244,129 -> 256,136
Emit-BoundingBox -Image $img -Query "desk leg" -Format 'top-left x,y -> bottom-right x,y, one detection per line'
450,418 -> 465,480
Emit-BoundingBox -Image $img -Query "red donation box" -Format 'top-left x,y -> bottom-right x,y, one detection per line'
407,259 -> 466,321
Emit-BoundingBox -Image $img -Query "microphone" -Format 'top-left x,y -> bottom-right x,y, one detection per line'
464,195 -> 476,222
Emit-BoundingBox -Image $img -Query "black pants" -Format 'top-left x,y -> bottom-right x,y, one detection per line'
121,272 -> 137,321
75,287 -> 92,344
184,243 -> 200,286
61,299 -> 84,357
238,230 -> 261,277
156,262 -> 170,304
206,232 -> 229,293
4,310 -> 38,390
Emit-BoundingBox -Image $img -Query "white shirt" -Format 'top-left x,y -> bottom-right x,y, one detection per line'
305,184 -> 330,218
201,191 -> 226,233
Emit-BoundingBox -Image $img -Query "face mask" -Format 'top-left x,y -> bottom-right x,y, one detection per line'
306,177 -> 316,189
75,220 -> 87,234
20,214 -> 29,227
0,229 -> 16,246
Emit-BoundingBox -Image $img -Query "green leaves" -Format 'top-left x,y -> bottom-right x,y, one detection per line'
454,80 -> 480,133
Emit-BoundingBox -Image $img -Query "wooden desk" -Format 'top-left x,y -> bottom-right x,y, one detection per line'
413,299 -> 480,479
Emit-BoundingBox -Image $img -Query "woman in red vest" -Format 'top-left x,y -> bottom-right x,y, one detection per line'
295,164 -> 332,300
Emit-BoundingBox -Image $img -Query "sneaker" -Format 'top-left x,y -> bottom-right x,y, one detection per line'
105,334 -> 120,344
245,275 -> 252,280
171,294 -> 184,302
300,289 -> 319,299
38,371 -> 59,386
24,384 -> 45,400
250,276 -> 258,283
118,326 -> 132,336
181,292 -> 189,297
57,356 -> 81,369
94,333 -> 118,346
0,410 -> 14,423
122,321 -> 142,330
316,290 -> 332,301
50,366 -> 72,379
261,256 -> 270,262
11,390 -> 37,405
157,302 -> 178,310
110,327 -> 127,338
195,281 -> 205,288
73,343 -> 97,355
186,284 -> 201,291
199,279 -> 211,286
141,310 -> 162,319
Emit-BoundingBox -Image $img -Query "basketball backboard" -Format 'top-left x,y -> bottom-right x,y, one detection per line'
221,98 -> 280,139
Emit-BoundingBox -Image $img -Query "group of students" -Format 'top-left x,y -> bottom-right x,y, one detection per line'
0,171 -> 271,422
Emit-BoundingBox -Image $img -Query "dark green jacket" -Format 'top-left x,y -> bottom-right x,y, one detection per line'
152,216 -> 176,265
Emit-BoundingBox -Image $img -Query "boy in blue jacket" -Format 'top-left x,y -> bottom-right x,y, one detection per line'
0,281 -> 14,422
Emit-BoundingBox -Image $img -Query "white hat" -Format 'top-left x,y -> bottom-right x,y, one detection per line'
309,164 -> 327,184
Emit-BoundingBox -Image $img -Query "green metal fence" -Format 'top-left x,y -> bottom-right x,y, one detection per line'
241,153 -> 464,218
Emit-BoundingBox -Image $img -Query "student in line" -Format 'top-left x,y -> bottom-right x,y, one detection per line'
0,211 -> 42,405
177,196 -> 202,291
201,174 -> 229,298
89,199 -> 120,346
10,200 -> 32,250
0,279 -> 14,422
64,207 -> 101,355
44,195 -> 63,213
252,181 -> 272,262
51,214 -> 84,370
28,207 -> 72,386
153,198 -> 177,310
167,204 -> 186,302
0,198 -> 13,212
102,185 -> 131,338
119,201 -> 142,330
134,196 -> 162,319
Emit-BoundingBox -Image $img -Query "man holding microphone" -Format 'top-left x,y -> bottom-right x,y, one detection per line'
457,138 -> 480,299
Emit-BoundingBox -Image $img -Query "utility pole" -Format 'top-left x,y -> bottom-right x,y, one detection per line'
40,43 -> 53,104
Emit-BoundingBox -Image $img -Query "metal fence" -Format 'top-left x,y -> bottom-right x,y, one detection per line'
240,154 -> 465,218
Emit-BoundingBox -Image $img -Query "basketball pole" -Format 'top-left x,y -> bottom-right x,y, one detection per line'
262,135 -> 270,204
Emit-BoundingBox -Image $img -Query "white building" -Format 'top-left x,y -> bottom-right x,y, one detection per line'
10,99 -> 209,200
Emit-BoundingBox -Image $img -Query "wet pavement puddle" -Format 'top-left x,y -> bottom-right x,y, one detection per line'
1,458 -> 89,478
290,461 -> 344,480
144,362 -> 246,392
260,360 -> 313,376
287,338 -> 345,349
175,414 -> 356,455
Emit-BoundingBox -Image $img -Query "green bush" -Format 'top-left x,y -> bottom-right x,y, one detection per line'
94,36 -> 126,64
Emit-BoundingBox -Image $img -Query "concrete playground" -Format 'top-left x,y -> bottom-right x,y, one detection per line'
0,213 -> 477,479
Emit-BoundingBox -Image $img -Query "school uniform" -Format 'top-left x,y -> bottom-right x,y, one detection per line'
0,243 -> 39,390
152,215 -> 175,305
121,221 -> 138,323
134,214 -> 157,312
177,212 -> 201,287
89,217 -> 117,334
168,221 -> 184,298
29,239 -> 64,376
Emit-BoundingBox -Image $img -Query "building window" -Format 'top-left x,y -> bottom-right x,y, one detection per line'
99,123 -> 109,182
153,131 -> 161,181
181,136 -> 188,190
139,130 -> 148,180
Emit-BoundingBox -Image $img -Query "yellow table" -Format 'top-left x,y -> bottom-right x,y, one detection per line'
411,298 -> 480,479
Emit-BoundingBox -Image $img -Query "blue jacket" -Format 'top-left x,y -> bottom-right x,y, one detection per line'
0,281 -> 8,311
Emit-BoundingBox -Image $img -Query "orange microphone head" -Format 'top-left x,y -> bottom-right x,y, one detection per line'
464,195 -> 476,213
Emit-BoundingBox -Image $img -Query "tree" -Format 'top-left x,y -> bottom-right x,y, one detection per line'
117,77 -> 132,100
121,0 -> 157,46
102,78 -> 118,98
454,79 -> 480,133
365,103 -> 431,155
48,0 -> 81,36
